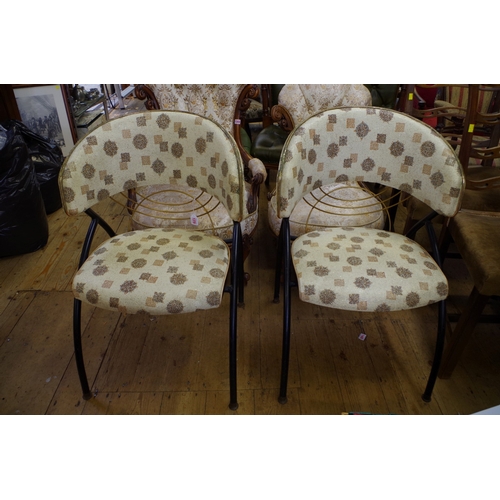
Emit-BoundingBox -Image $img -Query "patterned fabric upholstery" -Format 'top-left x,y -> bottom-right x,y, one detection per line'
277,107 -> 464,219
278,84 -> 371,126
277,107 -> 465,313
61,111 -> 244,219
131,183 -> 259,240
292,227 -> 448,312
60,110 -> 245,314
267,84 -> 384,236
146,84 -> 247,134
73,228 -> 230,315
134,85 -> 265,237
267,181 -> 385,237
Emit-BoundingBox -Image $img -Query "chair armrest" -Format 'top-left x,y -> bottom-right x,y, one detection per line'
134,85 -> 160,110
234,84 -> 260,167
246,158 -> 267,213
271,104 -> 295,132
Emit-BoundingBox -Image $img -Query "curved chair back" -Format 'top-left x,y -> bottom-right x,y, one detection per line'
276,107 -> 464,220
135,84 -> 258,166
60,110 -> 245,221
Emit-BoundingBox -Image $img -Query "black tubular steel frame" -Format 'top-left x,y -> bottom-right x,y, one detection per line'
73,211 -> 244,410
275,212 -> 447,406
73,209 -> 117,401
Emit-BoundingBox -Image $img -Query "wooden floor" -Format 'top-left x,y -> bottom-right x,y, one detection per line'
1,94 -> 499,415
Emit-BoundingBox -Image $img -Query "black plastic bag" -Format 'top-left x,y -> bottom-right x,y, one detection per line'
0,123 -> 49,258
7,120 -> 64,214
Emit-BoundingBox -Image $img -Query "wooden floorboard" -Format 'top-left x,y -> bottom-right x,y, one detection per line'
1,97 -> 499,415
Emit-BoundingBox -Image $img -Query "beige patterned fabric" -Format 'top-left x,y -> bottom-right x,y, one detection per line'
292,227 -> 449,312
131,182 -> 258,240
278,84 -> 371,126
267,181 -> 385,237
137,85 -> 265,237
268,84 -> 378,235
59,110 -> 245,314
277,107 -> 464,219
278,107 -> 466,313
73,228 -> 230,315
60,111 -> 245,220
146,84 -> 247,133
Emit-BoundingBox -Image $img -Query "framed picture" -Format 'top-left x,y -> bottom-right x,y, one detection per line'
13,84 -> 76,156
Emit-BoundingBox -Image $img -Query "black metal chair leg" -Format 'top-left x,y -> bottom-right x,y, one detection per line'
73,298 -> 92,400
237,226 -> 245,306
278,220 -> 291,404
274,222 -> 285,303
228,223 -> 240,410
422,299 -> 446,402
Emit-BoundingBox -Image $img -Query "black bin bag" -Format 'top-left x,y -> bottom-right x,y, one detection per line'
0,123 -> 49,258
9,120 -> 64,214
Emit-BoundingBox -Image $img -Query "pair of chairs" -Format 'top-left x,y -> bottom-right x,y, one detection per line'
61,105 -> 466,410
130,84 -> 387,268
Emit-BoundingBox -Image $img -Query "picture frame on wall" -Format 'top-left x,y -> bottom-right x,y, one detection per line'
13,84 -> 76,156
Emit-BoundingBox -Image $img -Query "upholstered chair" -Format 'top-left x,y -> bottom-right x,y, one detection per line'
439,209 -> 500,378
134,85 -> 267,274
59,110 -> 247,410
262,85 -> 393,237
273,107 -> 465,406
251,84 -> 372,170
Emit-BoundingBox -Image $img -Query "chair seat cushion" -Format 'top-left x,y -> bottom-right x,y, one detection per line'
73,228 -> 230,315
449,210 -> 500,296
292,227 -> 448,312
131,183 -> 258,240
268,183 -> 386,237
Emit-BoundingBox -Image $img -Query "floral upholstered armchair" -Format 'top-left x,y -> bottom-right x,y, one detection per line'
273,84 -> 373,131
133,84 -> 267,272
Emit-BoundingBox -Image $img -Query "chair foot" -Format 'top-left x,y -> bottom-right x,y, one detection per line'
421,393 -> 432,403
229,402 -> 239,411
273,297 -> 280,304
82,391 -> 93,401
278,396 -> 288,405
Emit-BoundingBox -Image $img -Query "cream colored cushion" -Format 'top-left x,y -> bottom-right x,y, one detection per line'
131,183 -> 258,240
73,227 -> 230,315
267,182 -> 385,237
292,227 -> 448,312
146,84 -> 247,131
278,84 -> 372,126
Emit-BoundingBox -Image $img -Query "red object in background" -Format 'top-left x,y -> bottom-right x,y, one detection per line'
413,85 -> 439,128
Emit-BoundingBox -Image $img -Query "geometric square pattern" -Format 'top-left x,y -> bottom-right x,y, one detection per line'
278,84 -> 372,127
277,107 -> 464,220
292,226 -> 448,312
73,227 -> 230,315
59,110 -> 245,222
